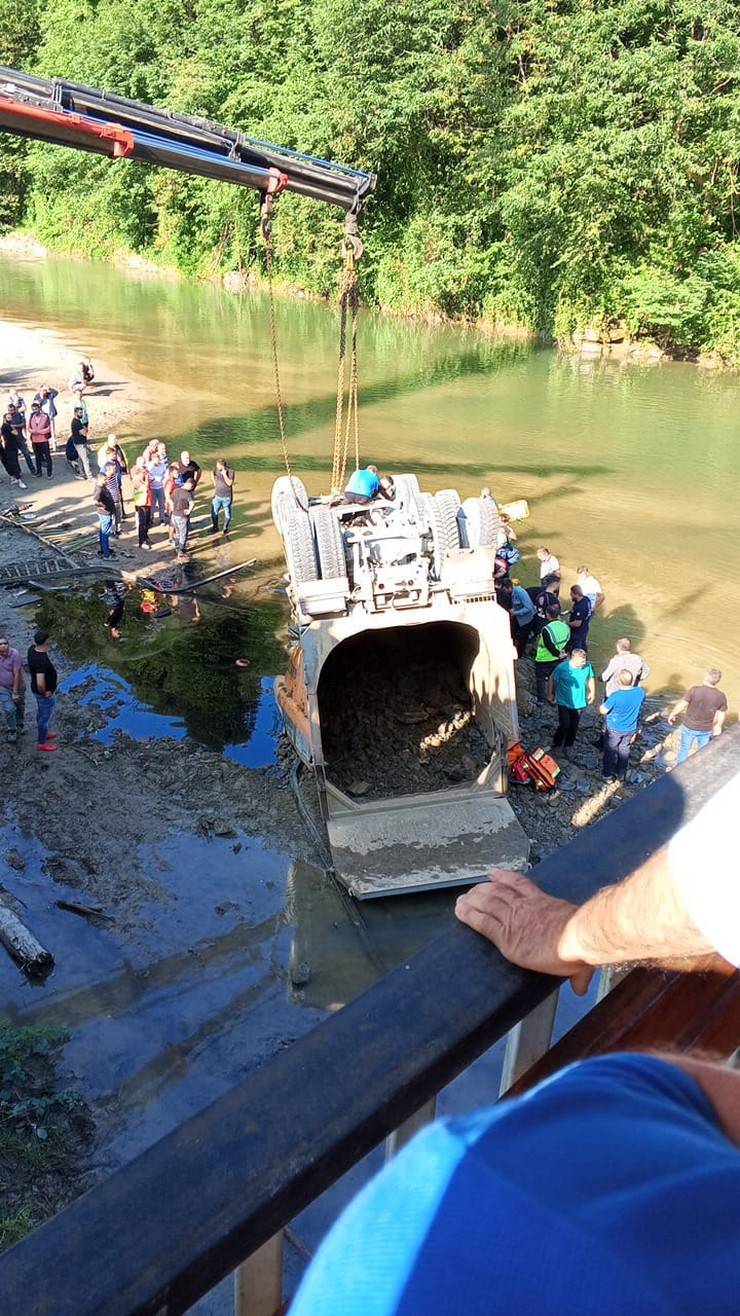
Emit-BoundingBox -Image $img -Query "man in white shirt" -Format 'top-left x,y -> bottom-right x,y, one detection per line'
577,564 -> 605,611
536,545 -> 560,593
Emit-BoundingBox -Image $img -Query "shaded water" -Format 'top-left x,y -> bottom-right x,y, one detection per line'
1,251 -> 739,697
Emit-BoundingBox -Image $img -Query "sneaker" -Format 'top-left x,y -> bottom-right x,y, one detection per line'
141,541 -> 152,549
17,480 -> 27,489
209,526 -> 218,534
46,731 -> 58,739
36,742 -> 58,753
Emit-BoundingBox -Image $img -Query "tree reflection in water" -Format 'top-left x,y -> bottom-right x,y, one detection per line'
36,585 -> 287,752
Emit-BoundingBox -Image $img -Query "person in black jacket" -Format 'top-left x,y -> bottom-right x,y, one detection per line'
94,464 -> 117,559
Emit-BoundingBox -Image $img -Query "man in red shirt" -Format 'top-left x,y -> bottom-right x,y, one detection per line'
668,668 -> 727,764
28,400 -> 53,477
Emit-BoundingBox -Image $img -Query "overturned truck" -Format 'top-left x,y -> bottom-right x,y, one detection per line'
273,475 -> 529,898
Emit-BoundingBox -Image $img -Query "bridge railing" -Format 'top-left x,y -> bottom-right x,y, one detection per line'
4,729 -> 738,1316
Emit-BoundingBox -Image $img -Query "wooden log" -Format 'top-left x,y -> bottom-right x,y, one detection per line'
0,900 -> 54,975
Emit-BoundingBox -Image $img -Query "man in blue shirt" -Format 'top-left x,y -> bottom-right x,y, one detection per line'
600,668 -> 645,780
291,1050 -> 740,1316
344,464 -> 380,504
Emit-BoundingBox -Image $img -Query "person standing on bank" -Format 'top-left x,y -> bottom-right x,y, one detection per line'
34,386 -> 59,449
70,405 -> 93,479
0,636 -> 25,744
509,581 -> 536,655
146,442 -> 170,524
210,458 -> 235,534
576,564 -> 605,613
94,464 -> 118,560
6,402 -> 34,476
668,670 -> 727,764
534,603 -> 570,703
601,638 -> 650,697
171,477 -> 194,561
28,400 -> 53,477
548,648 -> 595,756
536,545 -> 561,595
601,670 -> 646,781
0,411 -> 26,489
130,460 -> 153,549
27,629 -> 58,753
566,583 -> 592,652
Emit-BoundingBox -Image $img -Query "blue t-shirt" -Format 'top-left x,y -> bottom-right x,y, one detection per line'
604,685 -> 646,733
346,467 -> 379,498
291,1054 -> 740,1316
552,660 -> 594,709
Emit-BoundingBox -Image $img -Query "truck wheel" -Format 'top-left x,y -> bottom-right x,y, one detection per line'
310,504 -> 346,580
272,475 -> 309,537
423,492 -> 460,578
458,496 -> 500,548
394,474 -> 425,525
283,507 -> 319,585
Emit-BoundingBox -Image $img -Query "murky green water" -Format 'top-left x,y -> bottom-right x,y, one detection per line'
1,250 -> 739,698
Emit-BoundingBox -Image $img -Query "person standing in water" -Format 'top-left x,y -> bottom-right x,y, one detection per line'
210,458 -> 235,534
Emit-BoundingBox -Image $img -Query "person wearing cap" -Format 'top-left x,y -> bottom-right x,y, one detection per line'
0,636 -> 25,744
70,406 -> 92,479
27,629 -> 58,753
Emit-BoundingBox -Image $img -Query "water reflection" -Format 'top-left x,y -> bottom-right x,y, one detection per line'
37,584 -> 286,751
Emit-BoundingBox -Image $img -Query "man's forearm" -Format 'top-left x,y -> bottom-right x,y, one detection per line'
559,847 -> 719,968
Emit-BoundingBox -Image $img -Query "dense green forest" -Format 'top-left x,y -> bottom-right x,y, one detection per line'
1,0 -> 740,360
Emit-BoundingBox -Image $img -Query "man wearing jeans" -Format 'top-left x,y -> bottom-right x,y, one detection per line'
27,629 -> 58,753
669,669 -> 727,763
210,458 -> 235,534
600,669 -> 645,780
170,478 -> 194,561
94,465 -> 117,560
0,637 -> 25,743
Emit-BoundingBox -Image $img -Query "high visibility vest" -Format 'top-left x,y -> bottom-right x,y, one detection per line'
535,619 -> 570,662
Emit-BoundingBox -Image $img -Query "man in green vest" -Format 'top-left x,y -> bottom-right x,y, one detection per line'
534,603 -> 570,702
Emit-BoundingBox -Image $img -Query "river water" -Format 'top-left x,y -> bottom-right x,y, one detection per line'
2,250 -> 739,697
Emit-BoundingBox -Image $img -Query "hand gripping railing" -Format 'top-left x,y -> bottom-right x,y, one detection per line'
2,729 -> 738,1316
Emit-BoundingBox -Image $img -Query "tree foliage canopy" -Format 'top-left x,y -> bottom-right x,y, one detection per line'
2,0 -> 740,358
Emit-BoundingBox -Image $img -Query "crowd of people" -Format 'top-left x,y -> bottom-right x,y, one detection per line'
91,437 -> 235,562
0,362 -> 236,563
493,536 -> 727,783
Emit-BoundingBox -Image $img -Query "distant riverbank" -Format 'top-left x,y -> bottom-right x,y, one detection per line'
6,230 -> 729,371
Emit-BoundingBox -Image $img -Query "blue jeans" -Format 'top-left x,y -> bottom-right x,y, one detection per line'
152,486 -> 168,524
17,437 -> 35,473
211,495 -> 232,529
676,725 -> 711,764
603,728 -> 632,780
0,687 -> 24,738
34,693 -> 54,744
98,513 -> 113,557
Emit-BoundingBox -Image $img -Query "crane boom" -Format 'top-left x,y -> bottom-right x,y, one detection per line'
0,66 -> 376,212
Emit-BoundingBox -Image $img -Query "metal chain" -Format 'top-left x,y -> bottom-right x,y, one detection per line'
261,200 -> 307,512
